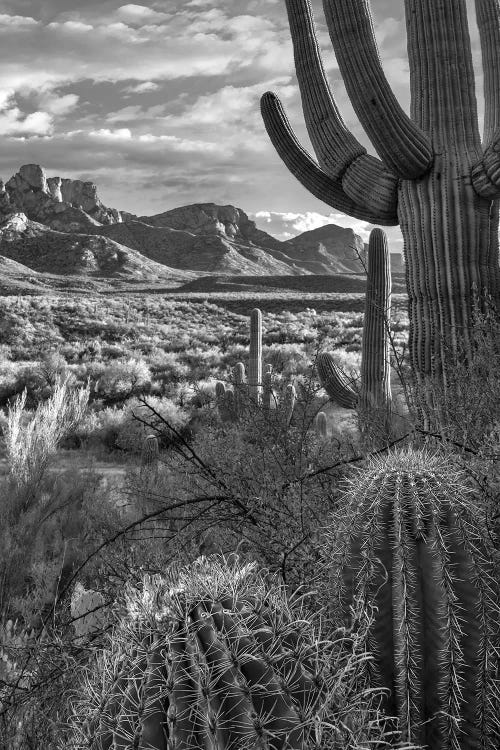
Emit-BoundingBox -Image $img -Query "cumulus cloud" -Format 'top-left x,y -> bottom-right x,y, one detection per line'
125,81 -> 160,94
253,210 -> 372,241
0,107 -> 53,136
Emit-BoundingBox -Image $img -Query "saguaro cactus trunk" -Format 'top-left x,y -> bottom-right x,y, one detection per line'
261,0 -> 500,426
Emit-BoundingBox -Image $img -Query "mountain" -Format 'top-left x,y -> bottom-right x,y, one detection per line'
0,165 -> 405,288
0,213 -> 190,282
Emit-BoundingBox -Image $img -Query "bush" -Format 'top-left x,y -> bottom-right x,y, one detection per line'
3,377 -> 90,490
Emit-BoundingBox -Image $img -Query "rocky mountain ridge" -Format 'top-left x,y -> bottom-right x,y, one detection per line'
0,164 -> 404,289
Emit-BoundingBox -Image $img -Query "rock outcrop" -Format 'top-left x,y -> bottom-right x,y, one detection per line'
2,164 -> 123,231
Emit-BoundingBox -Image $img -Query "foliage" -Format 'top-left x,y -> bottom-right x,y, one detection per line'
4,377 -> 90,490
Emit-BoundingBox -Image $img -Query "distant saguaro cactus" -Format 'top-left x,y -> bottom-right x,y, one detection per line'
322,448 -> 500,749
249,307 -> 262,403
314,411 -> 328,438
72,557 -> 329,749
262,363 -> 274,412
141,434 -> 159,480
261,0 -> 500,426
282,383 -> 296,426
232,361 -> 246,418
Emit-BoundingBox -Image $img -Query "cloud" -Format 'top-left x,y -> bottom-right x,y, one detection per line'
253,210 -> 372,241
0,107 -> 53,136
115,4 -> 169,24
124,81 -> 160,94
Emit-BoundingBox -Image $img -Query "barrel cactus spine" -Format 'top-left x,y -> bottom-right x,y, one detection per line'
249,307 -> 262,404
261,0 -> 500,428
321,448 -> 500,749
71,556 -> 333,750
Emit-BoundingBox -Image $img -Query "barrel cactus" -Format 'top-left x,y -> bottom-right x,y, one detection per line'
321,448 -> 500,749
261,0 -> 500,427
70,556 -> 333,749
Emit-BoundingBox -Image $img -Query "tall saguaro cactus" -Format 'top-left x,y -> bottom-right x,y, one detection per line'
317,227 -> 391,418
360,228 -> 391,412
261,0 -> 500,424
249,307 -> 262,403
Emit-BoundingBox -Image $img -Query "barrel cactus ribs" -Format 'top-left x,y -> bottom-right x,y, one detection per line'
261,0 -> 500,426
322,448 -> 500,749
70,557 -> 332,749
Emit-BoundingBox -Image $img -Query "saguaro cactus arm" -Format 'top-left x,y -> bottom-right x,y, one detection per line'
471,131 -> 500,199
284,0 -> 371,176
322,0 -> 433,178
261,93 -> 398,225
317,352 -> 358,409
474,0 -> 500,144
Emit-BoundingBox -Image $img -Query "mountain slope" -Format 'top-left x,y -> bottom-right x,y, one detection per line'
0,213 -> 190,281
0,164 -> 405,286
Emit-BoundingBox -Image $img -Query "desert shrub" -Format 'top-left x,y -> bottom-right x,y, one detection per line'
0,467 -> 122,749
95,357 -> 151,403
3,377 -> 90,491
123,385 -> 356,589
114,396 -> 190,454
149,349 -> 190,392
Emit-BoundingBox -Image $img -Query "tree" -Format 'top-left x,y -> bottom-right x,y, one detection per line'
261,0 -> 500,427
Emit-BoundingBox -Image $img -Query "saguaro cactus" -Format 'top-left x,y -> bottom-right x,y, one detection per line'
261,0 -> 500,424
141,434 -> 159,480
262,363 -> 274,412
249,307 -> 262,403
317,228 -> 392,416
322,448 -> 499,749
72,557 -> 328,749
314,411 -> 328,438
360,228 -> 391,411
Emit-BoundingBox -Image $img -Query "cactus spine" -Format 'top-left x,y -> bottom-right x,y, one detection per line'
322,448 -> 499,749
72,557 -> 328,749
249,308 -> 262,403
261,0 -> 500,426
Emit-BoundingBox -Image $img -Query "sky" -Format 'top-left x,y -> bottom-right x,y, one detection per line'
0,0 -> 485,249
